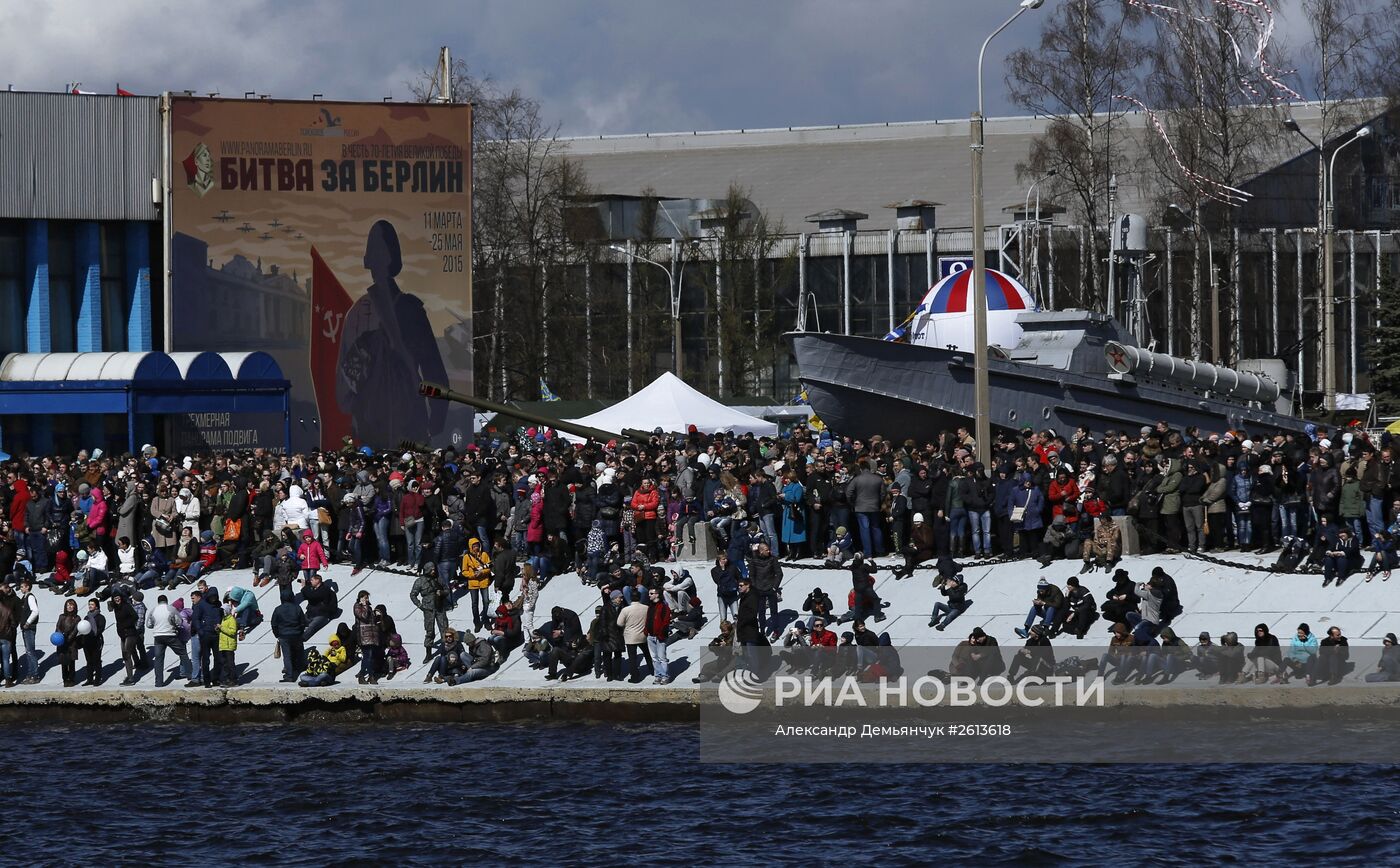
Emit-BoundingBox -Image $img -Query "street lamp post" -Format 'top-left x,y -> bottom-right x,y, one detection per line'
610,243 -> 686,380
971,0 -> 1043,466
1323,125 -> 1371,416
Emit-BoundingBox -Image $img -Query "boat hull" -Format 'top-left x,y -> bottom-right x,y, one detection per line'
787,332 -> 1313,442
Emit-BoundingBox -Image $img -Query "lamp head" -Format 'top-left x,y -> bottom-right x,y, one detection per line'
1019,0 -> 1045,7
1283,118 -> 1301,132
1046,168 -> 1059,178
1356,126 -> 1373,138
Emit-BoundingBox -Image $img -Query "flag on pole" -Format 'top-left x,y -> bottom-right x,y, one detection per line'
539,378 -> 560,402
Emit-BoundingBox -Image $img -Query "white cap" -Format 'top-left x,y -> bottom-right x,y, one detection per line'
1241,440 -> 1253,450
913,513 -> 925,523
402,452 -> 413,461
1320,438 -> 1332,449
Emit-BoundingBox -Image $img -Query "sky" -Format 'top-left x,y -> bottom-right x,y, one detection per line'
0,0 -> 1321,137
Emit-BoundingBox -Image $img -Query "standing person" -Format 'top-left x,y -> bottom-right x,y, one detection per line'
746,542 -> 783,639
193,585 -> 224,687
112,591 -> 144,685
400,479 -> 427,568
616,590 -> 650,683
147,594 -> 191,688
644,586 -> 672,685
81,598 -> 106,686
845,460 -> 886,557
270,588 -> 308,683
734,576 -> 768,672
410,564 -> 449,663
461,538 -> 492,632
630,478 -> 663,562
17,577 -> 39,684
711,554 -> 741,623
217,599 -> 239,687
0,580 -> 17,687
778,470 -> 807,560
354,590 -> 382,684
55,598 -> 81,687
296,529 -> 328,582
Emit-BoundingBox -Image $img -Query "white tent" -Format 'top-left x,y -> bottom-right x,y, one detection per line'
566,372 -> 779,437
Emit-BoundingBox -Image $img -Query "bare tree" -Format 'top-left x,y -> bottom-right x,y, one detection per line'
408,56 -> 592,400
1005,0 -> 1146,311
1143,1 -> 1281,362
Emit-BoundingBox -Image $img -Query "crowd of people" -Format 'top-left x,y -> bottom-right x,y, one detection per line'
0,415 -> 1395,689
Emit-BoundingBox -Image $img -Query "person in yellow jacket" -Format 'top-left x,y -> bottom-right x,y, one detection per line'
217,602 -> 239,688
324,635 -> 350,674
461,538 -> 493,632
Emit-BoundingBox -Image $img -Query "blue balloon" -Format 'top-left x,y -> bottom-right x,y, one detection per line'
50,631 -> 65,647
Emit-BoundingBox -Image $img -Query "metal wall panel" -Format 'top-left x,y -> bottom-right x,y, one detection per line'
0,91 -> 160,220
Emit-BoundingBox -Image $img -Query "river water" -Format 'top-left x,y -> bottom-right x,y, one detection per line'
4,722 -> 1395,865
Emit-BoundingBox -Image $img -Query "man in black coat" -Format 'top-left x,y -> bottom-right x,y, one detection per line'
270,588 -> 308,681
746,543 -> 783,637
295,573 -> 339,643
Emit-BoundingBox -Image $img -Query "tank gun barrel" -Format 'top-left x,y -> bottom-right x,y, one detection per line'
418,382 -> 652,444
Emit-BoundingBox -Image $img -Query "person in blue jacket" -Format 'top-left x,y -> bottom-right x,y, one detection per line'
192,585 -> 224,687
225,586 -> 262,632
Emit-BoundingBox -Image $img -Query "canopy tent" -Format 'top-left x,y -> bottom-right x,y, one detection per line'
566,372 -> 779,437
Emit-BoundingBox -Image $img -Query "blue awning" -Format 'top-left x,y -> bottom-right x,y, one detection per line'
0,351 -> 291,451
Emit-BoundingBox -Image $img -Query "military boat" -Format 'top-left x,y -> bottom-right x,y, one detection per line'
786,308 -> 1311,442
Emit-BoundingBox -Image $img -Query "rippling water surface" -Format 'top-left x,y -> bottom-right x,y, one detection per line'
5,722 -> 1397,865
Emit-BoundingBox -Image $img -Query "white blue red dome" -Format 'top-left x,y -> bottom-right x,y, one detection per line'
924,268 -> 1033,314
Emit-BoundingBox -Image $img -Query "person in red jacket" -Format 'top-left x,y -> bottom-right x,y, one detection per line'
1048,470 -> 1081,525
644,586 -> 672,684
631,478 -> 662,562
8,476 -> 30,536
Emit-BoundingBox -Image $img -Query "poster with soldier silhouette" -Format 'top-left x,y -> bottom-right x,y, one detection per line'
166,96 -> 473,453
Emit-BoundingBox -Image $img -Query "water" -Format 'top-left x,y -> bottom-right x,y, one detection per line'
5,722 -> 1397,865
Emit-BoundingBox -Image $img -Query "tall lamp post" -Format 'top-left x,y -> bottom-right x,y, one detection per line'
1166,204 -> 1218,363
1323,125 -> 1371,416
971,0 -> 1044,465
610,244 -> 686,380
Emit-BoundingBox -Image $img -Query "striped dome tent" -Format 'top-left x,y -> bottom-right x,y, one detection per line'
923,267 -> 1033,314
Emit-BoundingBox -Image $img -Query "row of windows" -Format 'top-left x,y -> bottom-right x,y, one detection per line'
0,220 -> 147,356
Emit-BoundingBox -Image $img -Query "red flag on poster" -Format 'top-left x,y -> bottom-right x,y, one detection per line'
310,247 -> 355,450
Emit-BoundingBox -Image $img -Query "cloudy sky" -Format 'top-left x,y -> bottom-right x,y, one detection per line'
1,0 -> 1319,136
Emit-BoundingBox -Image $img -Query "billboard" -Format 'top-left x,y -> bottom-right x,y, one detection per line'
166,96 -> 473,452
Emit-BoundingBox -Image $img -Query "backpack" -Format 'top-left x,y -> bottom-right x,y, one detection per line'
15,593 -> 32,628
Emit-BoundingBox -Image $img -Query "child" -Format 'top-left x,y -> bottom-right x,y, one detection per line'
324,635 -> 349,674
383,633 -> 409,679
115,537 -> 138,583
296,529 -> 329,582
218,600 -> 239,687
825,526 -> 855,567
584,520 -> 606,583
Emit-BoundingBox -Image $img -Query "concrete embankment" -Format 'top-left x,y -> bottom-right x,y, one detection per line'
3,682 -> 1399,725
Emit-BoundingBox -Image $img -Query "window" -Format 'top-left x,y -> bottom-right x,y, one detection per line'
48,222 -> 75,352
100,223 -> 127,351
0,221 -> 22,354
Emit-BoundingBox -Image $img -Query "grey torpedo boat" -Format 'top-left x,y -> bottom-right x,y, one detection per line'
786,309 -> 1311,442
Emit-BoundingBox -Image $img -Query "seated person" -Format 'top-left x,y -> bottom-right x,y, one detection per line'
1007,624 -> 1055,681
691,622 -> 735,684
452,634 -> 502,684
824,526 -> 855,567
383,633 -> 410,679
424,630 -> 464,683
